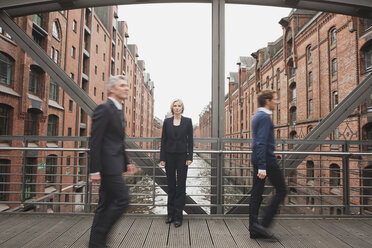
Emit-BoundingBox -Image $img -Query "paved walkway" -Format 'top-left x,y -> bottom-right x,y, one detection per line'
0,214 -> 372,247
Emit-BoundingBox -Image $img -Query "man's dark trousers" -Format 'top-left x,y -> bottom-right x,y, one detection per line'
249,162 -> 287,230
89,175 -> 129,247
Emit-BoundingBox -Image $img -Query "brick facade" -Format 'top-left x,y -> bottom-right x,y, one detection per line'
0,6 -> 154,211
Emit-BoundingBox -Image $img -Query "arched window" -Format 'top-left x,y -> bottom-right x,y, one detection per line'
308,71 -> 313,89
362,123 -> 372,152
333,91 -> 339,108
47,115 -> 58,136
290,82 -> 296,102
331,29 -> 337,45
46,155 -> 57,185
29,65 -> 44,96
289,130 -> 297,149
288,60 -> 296,78
24,109 -> 41,135
290,107 -> 297,124
0,104 -> 12,135
307,45 -> 312,62
0,52 -> 15,86
52,21 -> 60,39
330,164 -> 341,187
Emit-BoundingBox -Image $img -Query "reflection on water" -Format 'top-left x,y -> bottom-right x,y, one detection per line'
127,154 -> 244,214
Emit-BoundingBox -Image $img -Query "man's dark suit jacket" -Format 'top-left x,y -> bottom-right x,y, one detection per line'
160,116 -> 193,162
89,99 -> 129,175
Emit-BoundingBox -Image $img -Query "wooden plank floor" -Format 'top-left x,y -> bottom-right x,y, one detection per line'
0,214 -> 372,248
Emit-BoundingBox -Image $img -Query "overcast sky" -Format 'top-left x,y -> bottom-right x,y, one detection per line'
118,4 -> 290,124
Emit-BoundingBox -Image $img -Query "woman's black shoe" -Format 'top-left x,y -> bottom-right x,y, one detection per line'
174,220 -> 182,228
165,216 -> 174,224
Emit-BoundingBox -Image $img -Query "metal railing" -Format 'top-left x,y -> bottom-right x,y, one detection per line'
0,136 -> 371,217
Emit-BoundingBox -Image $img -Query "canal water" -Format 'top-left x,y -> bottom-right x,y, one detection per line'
127,154 -> 244,214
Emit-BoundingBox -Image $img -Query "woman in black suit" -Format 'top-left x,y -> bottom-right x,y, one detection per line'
160,99 -> 193,228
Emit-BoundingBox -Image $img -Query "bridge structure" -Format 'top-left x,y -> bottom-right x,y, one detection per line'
0,1 -> 372,246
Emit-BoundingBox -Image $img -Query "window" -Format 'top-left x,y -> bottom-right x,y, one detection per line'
49,81 -> 58,101
0,52 -> 14,86
277,109 -> 280,123
95,65 -> 97,75
330,164 -> 341,187
94,87 -> 96,96
0,159 -> 10,201
47,115 -> 58,136
363,19 -> 372,32
29,66 -> 43,96
69,100 -> 73,112
290,83 -> 296,102
68,127 -> 72,136
364,43 -> 372,72
290,107 -> 296,125
51,47 -> 54,59
33,14 -> 43,27
72,20 -> 77,32
102,72 -> 105,81
70,73 -> 74,80
331,29 -> 337,45
52,21 -> 59,39
25,158 -> 36,200
97,24 -> 99,33
24,109 -> 39,136
71,46 -> 76,58
103,53 -> 105,61
306,161 -> 314,182
309,99 -> 313,118
0,104 -> 12,135
46,155 -> 57,185
96,45 -> 98,54
104,34 -> 106,42
333,91 -> 339,108
308,71 -> 313,89
54,49 -> 59,64
334,128 -> 339,140
307,46 -> 312,62
102,92 -> 104,100
332,59 -> 337,79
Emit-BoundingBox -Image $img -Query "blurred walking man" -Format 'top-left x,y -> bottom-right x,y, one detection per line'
89,75 -> 137,247
249,90 -> 287,239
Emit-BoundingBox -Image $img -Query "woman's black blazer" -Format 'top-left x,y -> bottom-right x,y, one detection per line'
160,116 -> 193,162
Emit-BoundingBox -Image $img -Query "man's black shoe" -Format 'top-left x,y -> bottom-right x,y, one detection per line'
250,232 -> 266,239
251,223 -> 274,238
165,216 -> 174,224
174,220 -> 182,228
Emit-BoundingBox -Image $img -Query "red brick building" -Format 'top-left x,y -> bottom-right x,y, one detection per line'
199,10 -> 372,214
0,6 -> 155,211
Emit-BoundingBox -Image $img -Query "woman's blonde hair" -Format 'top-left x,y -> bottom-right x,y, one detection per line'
170,99 -> 184,114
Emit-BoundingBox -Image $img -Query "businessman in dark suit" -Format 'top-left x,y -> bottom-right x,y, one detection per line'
89,75 -> 137,248
249,90 -> 287,239
160,99 -> 193,227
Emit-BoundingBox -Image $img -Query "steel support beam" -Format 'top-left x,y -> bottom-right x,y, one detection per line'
2,0 -> 372,19
0,10 -> 97,116
211,0 -> 225,214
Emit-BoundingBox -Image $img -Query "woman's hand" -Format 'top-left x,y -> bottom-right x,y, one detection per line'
160,161 -> 166,166
186,160 -> 192,166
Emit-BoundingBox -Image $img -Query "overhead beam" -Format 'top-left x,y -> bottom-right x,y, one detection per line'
1,0 -> 372,18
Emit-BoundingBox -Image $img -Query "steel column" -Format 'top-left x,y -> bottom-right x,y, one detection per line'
211,0 -> 225,214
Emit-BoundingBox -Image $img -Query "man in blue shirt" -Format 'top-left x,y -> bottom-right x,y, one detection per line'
249,90 -> 287,239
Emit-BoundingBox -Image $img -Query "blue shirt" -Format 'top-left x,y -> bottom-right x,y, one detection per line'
251,108 -> 277,170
